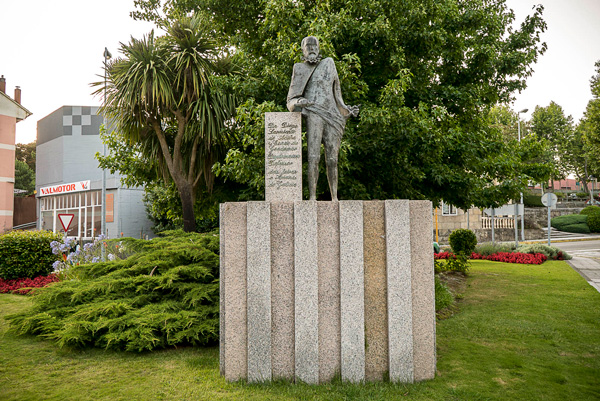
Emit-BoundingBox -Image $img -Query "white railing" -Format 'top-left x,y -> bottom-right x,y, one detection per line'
481,216 -> 514,229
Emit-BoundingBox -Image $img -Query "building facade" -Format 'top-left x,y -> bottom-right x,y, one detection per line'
36,106 -> 154,239
0,76 -> 31,233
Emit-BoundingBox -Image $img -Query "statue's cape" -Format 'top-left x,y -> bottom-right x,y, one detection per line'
286,58 -> 349,138
286,62 -> 318,112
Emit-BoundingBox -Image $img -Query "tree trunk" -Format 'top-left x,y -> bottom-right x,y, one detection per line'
178,182 -> 196,232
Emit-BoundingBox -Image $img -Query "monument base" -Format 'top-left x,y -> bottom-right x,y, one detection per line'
220,200 -> 435,384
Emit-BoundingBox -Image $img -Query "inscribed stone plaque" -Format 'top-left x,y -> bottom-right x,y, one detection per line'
265,112 -> 302,201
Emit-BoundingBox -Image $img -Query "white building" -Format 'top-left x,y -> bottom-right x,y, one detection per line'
36,106 -> 154,239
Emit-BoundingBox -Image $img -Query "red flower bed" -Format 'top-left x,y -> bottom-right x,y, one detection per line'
435,251 -> 547,265
434,251 -> 456,260
471,252 -> 547,265
0,274 -> 59,295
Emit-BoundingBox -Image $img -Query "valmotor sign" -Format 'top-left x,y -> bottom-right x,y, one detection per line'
39,180 -> 90,197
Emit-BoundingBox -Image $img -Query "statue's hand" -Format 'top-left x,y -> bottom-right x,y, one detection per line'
297,98 -> 314,108
347,104 -> 360,117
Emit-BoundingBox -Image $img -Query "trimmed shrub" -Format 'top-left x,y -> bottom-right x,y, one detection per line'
588,213 -> 600,233
516,244 -> 572,260
551,214 -> 590,234
0,230 -> 62,279
580,206 -> 600,216
7,230 -> 220,352
475,242 -> 516,256
449,228 -> 477,255
524,194 -> 544,207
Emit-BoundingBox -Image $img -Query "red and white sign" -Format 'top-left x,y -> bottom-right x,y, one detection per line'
58,214 -> 75,232
39,180 -> 90,197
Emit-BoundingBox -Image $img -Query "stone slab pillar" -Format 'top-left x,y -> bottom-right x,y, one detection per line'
220,200 -> 436,384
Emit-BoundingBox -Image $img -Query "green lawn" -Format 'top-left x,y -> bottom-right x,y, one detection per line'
1,260 -> 599,400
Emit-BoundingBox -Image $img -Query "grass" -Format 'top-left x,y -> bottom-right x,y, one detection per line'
1,260 -> 599,400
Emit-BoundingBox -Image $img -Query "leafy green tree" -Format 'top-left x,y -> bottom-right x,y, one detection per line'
94,16 -> 237,232
487,105 -> 530,142
529,102 -> 574,190
132,0 -> 549,209
583,60 -> 600,177
565,122 -> 596,192
15,141 -> 36,172
14,160 -> 35,195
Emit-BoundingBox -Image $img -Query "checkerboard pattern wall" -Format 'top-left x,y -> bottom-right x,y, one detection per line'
62,106 -> 103,136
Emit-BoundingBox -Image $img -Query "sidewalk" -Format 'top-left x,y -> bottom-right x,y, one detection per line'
524,228 -> 600,244
568,257 -> 600,293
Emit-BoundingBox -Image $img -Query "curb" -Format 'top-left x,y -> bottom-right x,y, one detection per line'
520,237 -> 600,244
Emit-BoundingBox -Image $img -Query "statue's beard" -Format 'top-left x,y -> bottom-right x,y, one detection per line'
302,53 -> 322,64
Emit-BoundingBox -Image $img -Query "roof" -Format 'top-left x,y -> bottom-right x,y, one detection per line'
0,91 -> 32,121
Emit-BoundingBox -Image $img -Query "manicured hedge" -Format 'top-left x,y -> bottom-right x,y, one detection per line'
580,205 -> 600,216
524,194 -> 544,207
551,214 -> 590,234
579,206 -> 600,232
588,214 -> 600,232
0,231 -> 62,279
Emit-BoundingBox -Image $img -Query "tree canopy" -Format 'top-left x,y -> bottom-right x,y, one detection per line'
128,0 -> 551,210
94,16 -> 237,232
529,101 -> 574,188
15,141 -> 36,172
14,160 -> 35,196
582,60 -> 600,178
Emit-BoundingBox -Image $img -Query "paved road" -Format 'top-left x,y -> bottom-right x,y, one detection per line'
554,239 -> 600,259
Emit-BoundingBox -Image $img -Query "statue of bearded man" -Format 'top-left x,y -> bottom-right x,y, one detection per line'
287,36 -> 359,201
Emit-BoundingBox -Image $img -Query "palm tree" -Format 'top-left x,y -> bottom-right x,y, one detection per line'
95,16 -> 236,232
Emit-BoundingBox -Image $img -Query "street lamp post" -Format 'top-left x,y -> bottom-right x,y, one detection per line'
102,47 -> 111,258
518,108 -> 528,242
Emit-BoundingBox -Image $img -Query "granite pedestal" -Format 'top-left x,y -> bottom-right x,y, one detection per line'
220,200 -> 436,384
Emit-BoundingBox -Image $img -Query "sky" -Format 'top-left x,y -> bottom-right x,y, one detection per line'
2,0 -> 600,145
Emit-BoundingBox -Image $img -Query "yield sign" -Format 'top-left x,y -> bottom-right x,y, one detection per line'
58,214 -> 75,232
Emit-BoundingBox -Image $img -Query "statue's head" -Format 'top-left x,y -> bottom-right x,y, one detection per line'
301,36 -> 321,64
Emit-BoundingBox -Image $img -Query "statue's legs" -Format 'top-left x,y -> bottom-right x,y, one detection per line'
323,127 -> 341,201
306,115 -> 324,200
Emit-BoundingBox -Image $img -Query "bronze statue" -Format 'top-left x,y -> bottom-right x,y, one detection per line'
287,36 -> 359,201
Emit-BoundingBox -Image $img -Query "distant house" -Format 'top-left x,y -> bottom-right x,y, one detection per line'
0,76 -> 32,233
36,106 -> 154,239
529,178 -> 595,192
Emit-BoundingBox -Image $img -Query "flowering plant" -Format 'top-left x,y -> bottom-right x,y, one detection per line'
435,251 -> 548,265
470,252 -> 547,265
50,235 -> 128,279
0,274 -> 59,294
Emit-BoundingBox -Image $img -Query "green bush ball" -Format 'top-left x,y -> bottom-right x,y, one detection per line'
580,205 -> 600,216
449,228 -> 477,256
587,213 -> 600,233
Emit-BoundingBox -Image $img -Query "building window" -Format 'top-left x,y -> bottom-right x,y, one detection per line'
40,191 -> 102,238
442,201 -> 458,216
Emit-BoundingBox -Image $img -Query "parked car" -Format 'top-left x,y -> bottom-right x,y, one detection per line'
586,198 -> 600,205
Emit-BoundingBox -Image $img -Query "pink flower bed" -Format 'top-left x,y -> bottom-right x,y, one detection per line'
435,251 -> 547,265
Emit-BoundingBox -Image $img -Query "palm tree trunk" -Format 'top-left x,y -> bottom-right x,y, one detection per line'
178,181 -> 196,232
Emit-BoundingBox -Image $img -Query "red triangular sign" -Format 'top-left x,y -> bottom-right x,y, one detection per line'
58,214 -> 75,232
